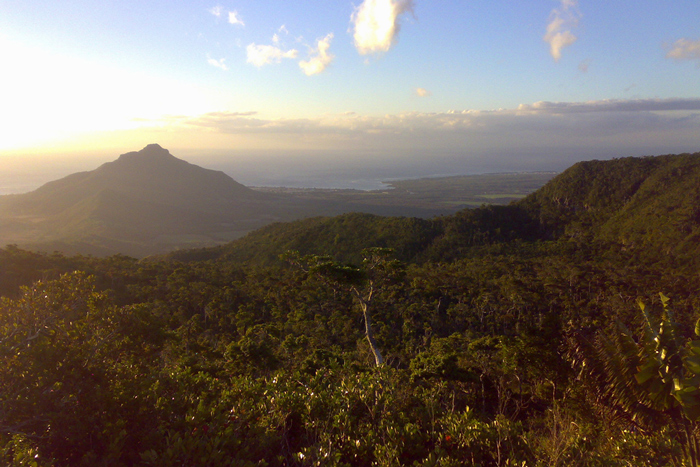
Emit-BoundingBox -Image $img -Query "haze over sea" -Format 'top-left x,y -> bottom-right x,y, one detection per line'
1,1 -> 698,197
0,147 -> 593,195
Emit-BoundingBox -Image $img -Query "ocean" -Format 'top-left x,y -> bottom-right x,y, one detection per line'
0,148 -> 575,195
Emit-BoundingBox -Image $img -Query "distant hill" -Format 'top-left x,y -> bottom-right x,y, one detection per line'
0,145 -> 324,256
10,144 -> 257,214
162,151 -> 700,266
0,145 -> 552,257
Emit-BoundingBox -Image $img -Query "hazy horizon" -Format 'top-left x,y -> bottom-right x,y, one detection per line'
3,143 -> 698,196
1,0 -> 698,182
3,147 -> 564,194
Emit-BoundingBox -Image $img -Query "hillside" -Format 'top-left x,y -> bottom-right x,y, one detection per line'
164,151 -> 700,266
0,144 -> 288,256
0,145 -> 551,257
164,213 -> 442,265
3,151 -> 700,466
0,145 -> 424,256
519,152 -> 700,252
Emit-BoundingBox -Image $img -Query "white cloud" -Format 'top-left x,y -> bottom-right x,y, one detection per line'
666,38 -> 700,62
209,6 -> 244,26
351,0 -> 415,55
299,34 -> 335,76
273,25 -> 290,44
544,0 -> 581,61
246,44 -> 298,67
207,56 -> 228,71
415,87 -> 431,97
228,10 -> 244,26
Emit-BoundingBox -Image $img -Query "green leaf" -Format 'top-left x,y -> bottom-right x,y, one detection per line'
682,403 -> 700,421
675,386 -> 700,421
635,360 -> 658,385
636,297 -> 646,312
685,354 -> 700,375
675,384 -> 700,398
689,341 -> 700,357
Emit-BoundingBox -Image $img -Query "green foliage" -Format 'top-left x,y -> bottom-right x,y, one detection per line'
3,152 -> 700,465
519,152 -> 700,258
168,213 -> 442,266
570,294 -> 700,466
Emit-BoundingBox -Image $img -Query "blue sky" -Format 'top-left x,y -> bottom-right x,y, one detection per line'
0,0 -> 699,178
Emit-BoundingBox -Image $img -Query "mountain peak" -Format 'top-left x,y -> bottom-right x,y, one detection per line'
115,144 -> 175,163
138,143 -> 172,157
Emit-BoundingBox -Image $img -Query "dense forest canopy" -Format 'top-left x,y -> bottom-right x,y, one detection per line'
2,152 -> 700,466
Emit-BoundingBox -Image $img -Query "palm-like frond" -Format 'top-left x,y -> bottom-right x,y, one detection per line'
569,295 -> 700,466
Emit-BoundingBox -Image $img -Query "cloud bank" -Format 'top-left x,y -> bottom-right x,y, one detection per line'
351,0 -> 415,55
246,44 -> 298,67
89,97 -> 698,173
167,98 -> 700,159
517,98 -> 700,114
544,0 -> 581,61
299,34 -> 335,76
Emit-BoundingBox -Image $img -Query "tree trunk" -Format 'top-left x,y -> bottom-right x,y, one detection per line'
352,286 -> 384,366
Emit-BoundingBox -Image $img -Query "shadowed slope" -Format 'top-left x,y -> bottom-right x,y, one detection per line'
9,144 -> 258,215
0,145 -> 288,256
161,151 -> 700,267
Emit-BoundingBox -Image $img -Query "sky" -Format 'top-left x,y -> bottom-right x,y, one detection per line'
0,0 -> 699,188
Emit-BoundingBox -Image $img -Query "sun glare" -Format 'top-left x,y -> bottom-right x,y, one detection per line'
0,37 -> 212,152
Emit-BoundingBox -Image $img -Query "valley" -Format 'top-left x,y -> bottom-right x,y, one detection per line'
3,0 -> 697,463
253,171 -> 556,212
2,150 -> 700,466
0,145 -> 555,257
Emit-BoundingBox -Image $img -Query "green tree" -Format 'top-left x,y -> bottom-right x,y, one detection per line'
283,247 -> 404,367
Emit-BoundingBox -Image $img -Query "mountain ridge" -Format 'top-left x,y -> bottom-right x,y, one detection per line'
161,151 -> 700,266
0,145 -> 292,256
0,144 -> 464,256
21,144 -> 259,214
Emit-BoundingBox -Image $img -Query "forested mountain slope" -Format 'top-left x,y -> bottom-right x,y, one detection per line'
164,151 -> 700,266
3,151 -> 700,466
0,144 -> 288,256
519,152 -> 700,252
163,213 -> 442,265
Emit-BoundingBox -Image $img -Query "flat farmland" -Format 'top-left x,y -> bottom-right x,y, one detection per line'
254,171 -> 557,217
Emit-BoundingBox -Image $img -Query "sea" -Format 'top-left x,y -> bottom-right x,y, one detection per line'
0,170 -> 431,195
0,148 -> 576,195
